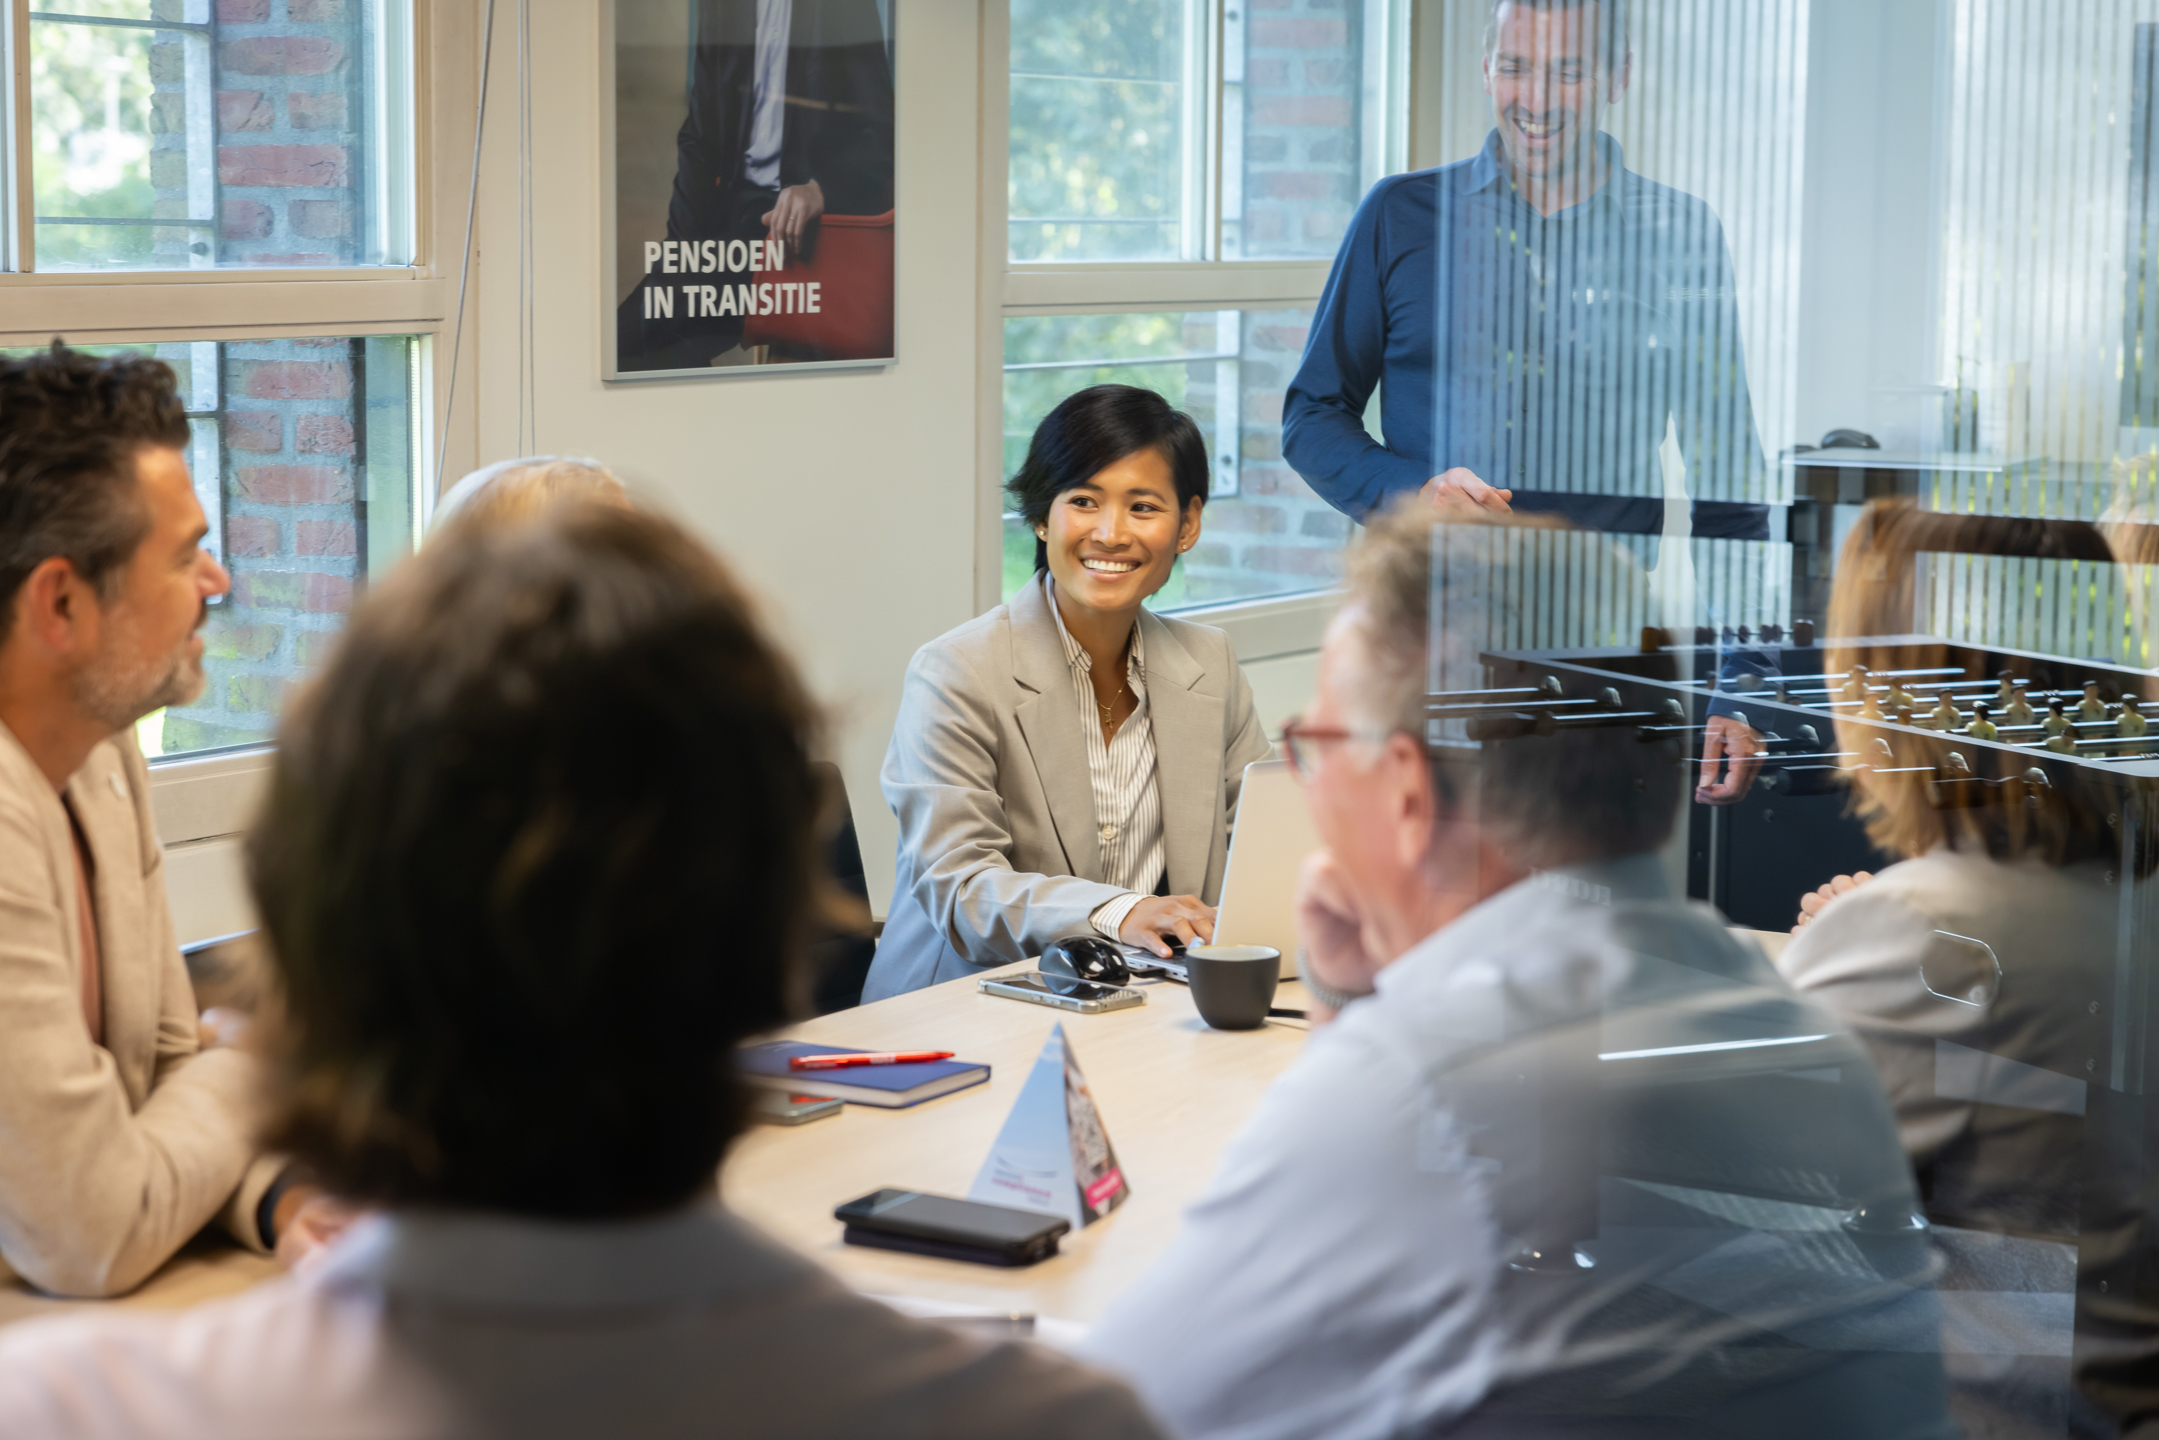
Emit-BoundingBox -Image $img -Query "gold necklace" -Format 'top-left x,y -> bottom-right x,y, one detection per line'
1098,680 -> 1125,731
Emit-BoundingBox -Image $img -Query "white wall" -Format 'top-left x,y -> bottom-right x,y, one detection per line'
467,1 -> 989,914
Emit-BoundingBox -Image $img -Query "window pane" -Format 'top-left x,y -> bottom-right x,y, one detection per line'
3,336 -> 423,759
26,1 -> 414,271
1003,305 -> 1343,610
1223,0 -> 1394,260
1009,0 -> 1196,261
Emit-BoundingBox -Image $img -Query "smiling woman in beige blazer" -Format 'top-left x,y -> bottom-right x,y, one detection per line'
867,387 -> 1273,1000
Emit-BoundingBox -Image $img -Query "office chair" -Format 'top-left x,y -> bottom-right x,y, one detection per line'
808,760 -> 878,1014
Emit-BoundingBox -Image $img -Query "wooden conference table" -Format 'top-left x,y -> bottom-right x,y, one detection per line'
0,962 -> 1313,1330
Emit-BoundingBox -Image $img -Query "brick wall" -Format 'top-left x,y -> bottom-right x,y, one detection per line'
162,338 -> 362,752
1180,307 -> 1351,604
150,0 -> 365,266
1229,0 -> 1366,260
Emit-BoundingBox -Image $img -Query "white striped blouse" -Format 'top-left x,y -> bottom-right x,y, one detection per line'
1046,581 -> 1165,941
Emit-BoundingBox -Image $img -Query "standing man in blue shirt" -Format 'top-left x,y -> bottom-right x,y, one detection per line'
1285,0 -> 1771,801
1284,0 -> 1768,540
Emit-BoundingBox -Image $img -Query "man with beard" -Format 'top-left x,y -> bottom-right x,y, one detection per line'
0,345 -> 293,1297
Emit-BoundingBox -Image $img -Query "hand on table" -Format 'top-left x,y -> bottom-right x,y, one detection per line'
1792,871 -> 1874,935
1420,468 -> 1513,515
1696,713 -> 1763,806
1118,894 -> 1216,957
274,1191 -> 369,1273
760,179 -> 824,256
1294,852 -> 1383,1025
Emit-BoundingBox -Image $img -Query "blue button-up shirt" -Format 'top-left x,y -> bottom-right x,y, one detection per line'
1284,131 -> 1769,538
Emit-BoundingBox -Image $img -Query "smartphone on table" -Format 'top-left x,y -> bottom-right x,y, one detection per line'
835,1188 -> 1069,1267
979,972 -> 1146,1014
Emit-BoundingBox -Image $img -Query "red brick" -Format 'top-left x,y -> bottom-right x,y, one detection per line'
224,410 -> 282,453
235,464 -> 353,504
1304,58 -> 1352,86
1250,94 -> 1353,127
232,569 -> 352,615
1239,466 -> 1320,499
1246,58 -> 1290,87
1250,17 -> 1348,48
289,0 -> 346,17
218,144 -> 349,189
226,675 -> 286,714
1200,504 -> 1287,534
1250,324 -> 1311,354
297,520 -> 357,556
1247,391 -> 1286,425
218,91 -> 274,131
218,37 -> 345,76
287,91 -> 347,130
224,516 -> 282,558
239,360 -> 352,400
242,253 -> 337,266
1258,171 -> 1337,200
292,337 -> 347,348
290,199 -> 351,238
148,94 -> 186,135
295,414 -> 354,456
1241,544 -> 1345,579
1303,209 -> 1352,241
216,0 -> 269,19
221,199 -> 273,240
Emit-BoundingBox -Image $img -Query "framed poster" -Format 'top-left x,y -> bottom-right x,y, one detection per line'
604,0 -> 896,380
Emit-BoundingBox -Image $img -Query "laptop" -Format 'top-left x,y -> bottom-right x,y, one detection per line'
1212,758 -> 1323,979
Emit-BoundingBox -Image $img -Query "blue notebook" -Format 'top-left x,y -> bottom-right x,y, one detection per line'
740,1042 -> 990,1109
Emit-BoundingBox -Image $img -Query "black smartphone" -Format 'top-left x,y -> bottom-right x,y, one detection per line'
834,1188 -> 1070,1267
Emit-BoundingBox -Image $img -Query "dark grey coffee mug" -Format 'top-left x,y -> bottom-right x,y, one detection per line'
1184,945 -> 1282,1030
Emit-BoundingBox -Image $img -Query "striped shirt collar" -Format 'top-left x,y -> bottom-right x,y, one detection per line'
1044,577 -> 1146,684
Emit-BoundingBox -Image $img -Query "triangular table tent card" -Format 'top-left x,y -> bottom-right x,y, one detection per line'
968,1022 -> 1129,1229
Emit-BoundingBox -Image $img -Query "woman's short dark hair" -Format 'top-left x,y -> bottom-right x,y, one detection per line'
248,502 -> 823,1216
1006,384 -> 1210,574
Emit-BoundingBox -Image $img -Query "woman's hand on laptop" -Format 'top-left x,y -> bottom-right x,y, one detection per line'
1118,895 -> 1216,957
1295,853 -> 1383,1024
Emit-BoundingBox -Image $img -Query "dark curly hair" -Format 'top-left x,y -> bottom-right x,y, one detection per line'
0,342 -> 191,642
1006,384 -> 1210,574
248,501 -> 824,1215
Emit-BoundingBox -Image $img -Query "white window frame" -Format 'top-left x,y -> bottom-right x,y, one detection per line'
978,0 -> 1414,620
1,0 -> 481,850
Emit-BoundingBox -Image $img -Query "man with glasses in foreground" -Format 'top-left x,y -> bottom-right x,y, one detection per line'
1082,507 -> 1952,1439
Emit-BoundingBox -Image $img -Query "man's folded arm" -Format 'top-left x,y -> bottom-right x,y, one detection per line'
0,863 -> 261,1297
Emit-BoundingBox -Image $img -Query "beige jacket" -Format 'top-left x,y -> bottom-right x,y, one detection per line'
0,721 -> 278,1298
868,574 -> 1273,999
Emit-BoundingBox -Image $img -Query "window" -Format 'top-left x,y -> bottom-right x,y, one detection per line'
3,0 -> 449,768
1001,0 -> 1407,612
15,0 -> 415,272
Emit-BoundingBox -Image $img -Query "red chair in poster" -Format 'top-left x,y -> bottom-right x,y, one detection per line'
745,209 -> 895,361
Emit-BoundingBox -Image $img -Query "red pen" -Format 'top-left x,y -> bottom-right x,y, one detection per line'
789,1050 -> 955,1071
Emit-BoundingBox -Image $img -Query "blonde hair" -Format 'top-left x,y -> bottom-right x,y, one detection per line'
1826,501 -> 2149,870
431,456 -> 629,535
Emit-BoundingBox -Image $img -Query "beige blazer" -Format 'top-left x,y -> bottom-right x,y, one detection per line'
0,721 -> 278,1298
868,574 -> 1273,999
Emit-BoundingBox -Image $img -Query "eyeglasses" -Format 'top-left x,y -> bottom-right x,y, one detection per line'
1279,716 -> 1391,782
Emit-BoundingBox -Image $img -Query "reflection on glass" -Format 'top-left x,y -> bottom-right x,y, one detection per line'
25,0 -> 412,271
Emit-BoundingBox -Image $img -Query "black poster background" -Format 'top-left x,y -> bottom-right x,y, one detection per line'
610,0 -> 896,378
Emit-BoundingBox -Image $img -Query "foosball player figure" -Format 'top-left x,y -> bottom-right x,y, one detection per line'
2003,683 -> 2036,727
2121,694 -> 2149,739
1841,665 -> 1871,704
2079,681 -> 2111,723
1929,693 -> 1963,731
1965,703 -> 1999,742
2042,700 -> 2073,740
